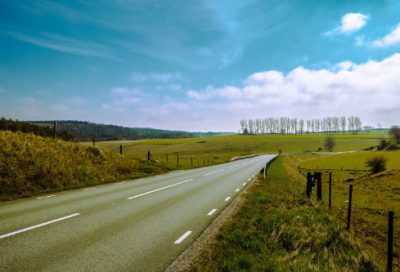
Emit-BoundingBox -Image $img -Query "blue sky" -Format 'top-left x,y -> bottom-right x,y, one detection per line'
1,0 -> 400,131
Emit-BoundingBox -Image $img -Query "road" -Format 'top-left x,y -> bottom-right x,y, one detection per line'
0,154 -> 276,272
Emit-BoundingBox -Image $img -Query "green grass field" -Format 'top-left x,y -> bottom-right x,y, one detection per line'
80,132 -> 386,164
299,151 -> 400,171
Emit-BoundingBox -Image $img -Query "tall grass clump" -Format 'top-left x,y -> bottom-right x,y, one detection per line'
189,156 -> 378,271
0,131 -> 174,201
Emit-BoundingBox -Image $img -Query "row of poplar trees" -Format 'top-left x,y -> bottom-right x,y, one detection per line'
239,116 -> 362,135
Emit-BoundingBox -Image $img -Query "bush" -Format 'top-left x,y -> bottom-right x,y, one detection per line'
377,139 -> 388,150
365,155 -> 388,174
324,136 -> 336,152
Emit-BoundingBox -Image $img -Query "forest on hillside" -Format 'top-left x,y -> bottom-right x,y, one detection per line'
0,118 -> 75,141
28,120 -> 194,141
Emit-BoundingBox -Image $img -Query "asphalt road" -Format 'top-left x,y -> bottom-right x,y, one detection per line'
0,154 -> 276,272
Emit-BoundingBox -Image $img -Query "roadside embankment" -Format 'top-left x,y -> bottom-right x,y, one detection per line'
186,156 -> 379,271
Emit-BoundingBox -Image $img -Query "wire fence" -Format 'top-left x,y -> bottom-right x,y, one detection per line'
305,170 -> 398,271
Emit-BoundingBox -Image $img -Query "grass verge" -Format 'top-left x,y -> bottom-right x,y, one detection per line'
0,131 -> 192,202
188,156 -> 379,271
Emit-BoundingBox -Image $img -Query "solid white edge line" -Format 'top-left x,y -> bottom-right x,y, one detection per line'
207,209 -> 217,216
116,182 -> 124,184
225,197 -> 231,201
83,188 -> 96,191
174,231 -> 192,244
0,213 -> 80,240
127,179 -> 193,200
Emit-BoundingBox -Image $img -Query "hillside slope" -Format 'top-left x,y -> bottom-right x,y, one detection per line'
0,131 -> 178,201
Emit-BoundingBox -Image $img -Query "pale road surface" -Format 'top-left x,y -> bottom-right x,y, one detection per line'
0,155 -> 276,272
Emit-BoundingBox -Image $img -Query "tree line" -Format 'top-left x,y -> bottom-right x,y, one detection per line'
28,120 -> 193,141
0,118 -> 75,141
239,116 -> 364,135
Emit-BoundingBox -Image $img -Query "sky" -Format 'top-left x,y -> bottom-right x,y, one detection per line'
1,0 -> 400,132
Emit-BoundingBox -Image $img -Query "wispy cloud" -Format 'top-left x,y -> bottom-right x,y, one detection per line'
4,30 -> 117,60
0,87 -> 5,93
372,23 -> 400,47
325,13 -> 369,35
130,72 -> 183,82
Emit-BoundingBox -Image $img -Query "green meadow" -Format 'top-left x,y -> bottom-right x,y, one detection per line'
80,131 -> 386,165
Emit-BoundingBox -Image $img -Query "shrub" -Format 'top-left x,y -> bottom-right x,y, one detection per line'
365,155 -> 388,174
324,136 -> 336,152
377,139 -> 388,150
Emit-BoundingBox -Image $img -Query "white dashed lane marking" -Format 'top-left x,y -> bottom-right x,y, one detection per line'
203,169 -> 225,176
207,209 -> 217,216
243,183 -> 246,185
127,179 -> 193,200
225,197 -> 231,201
175,231 -> 192,244
37,195 -> 55,200
235,189 -> 240,192
83,188 -> 96,191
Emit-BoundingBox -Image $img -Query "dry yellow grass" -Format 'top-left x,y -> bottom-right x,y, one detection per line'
0,131 -> 178,201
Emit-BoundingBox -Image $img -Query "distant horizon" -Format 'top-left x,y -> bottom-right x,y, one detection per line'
1,1 -> 400,131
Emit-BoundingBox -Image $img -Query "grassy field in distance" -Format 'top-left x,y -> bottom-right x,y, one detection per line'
299,151 -> 400,171
79,131 -> 386,164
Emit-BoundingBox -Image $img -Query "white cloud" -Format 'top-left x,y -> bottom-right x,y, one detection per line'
372,23 -> 400,47
67,97 -> 87,105
0,87 -> 5,93
186,53 -> 400,118
130,72 -> 182,82
325,13 -> 369,35
111,87 -> 143,96
102,103 -> 110,110
187,86 -> 217,100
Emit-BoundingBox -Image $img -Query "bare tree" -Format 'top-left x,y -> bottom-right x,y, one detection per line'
355,117 -> 362,134
240,119 -> 247,134
248,119 -> 254,134
365,155 -> 388,173
307,120 -> 311,133
274,118 -> 280,134
333,117 -> 339,134
286,117 -> 291,135
377,123 -> 382,134
299,119 -> 304,135
315,119 -> 320,134
261,119 -> 265,134
340,116 -> 346,134
311,119 -> 315,134
348,116 -> 353,134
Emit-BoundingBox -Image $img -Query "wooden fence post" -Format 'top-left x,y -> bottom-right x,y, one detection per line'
92,134 -> 95,146
191,157 -> 193,165
347,184 -> 353,230
120,145 -> 123,156
54,121 -> 57,139
329,172 -> 332,209
317,172 -> 322,201
203,159 -> 205,166
167,154 -> 168,162
388,211 -> 394,272
148,151 -> 150,160
306,172 -> 312,198
177,154 -> 179,164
